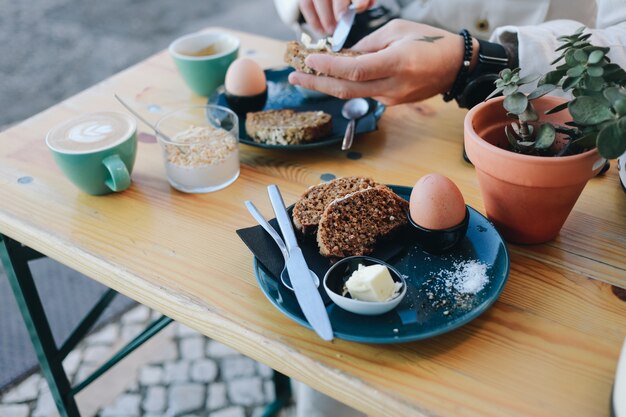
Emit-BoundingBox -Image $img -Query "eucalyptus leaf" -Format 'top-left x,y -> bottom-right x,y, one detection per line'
540,70 -> 565,86
511,122 -> 521,135
562,75 -> 583,90
528,84 -> 556,100
518,74 -> 540,85
587,65 -> 604,77
545,101 -> 570,115
485,86 -> 504,101
614,99 -> 626,116
597,122 -> 626,159
586,76 -> 605,92
504,92 -> 529,114
534,124 -> 556,149
565,50 -> 578,66
603,64 -> 626,83
588,50 -> 605,64
574,49 -> 588,63
603,86 -> 624,104
569,96 -> 615,125
619,116 -> 626,131
503,84 -> 518,96
518,141 -> 535,147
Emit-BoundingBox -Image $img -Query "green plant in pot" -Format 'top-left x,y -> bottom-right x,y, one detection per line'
464,27 -> 626,244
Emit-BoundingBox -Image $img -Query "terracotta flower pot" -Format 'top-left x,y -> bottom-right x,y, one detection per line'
464,96 -> 606,244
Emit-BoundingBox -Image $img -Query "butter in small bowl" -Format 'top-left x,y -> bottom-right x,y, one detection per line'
323,256 -> 406,316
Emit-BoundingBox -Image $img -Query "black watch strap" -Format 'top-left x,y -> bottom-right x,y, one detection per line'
456,40 -> 510,109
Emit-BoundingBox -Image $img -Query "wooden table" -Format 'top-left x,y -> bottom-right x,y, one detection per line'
1,29 -> 625,417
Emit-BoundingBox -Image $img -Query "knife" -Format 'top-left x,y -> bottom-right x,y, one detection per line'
267,184 -> 334,341
331,4 -> 356,52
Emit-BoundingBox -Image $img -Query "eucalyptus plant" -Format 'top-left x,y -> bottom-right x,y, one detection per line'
488,27 -> 626,158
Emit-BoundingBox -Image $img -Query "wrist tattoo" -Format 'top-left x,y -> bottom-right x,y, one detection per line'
414,35 -> 444,43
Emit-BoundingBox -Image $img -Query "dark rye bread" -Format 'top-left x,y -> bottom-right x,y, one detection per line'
245,109 -> 332,145
317,187 -> 409,257
284,41 -> 362,76
292,176 -> 378,235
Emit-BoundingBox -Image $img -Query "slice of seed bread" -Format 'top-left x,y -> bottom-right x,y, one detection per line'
292,177 -> 378,235
284,41 -> 362,76
245,109 -> 332,145
316,187 -> 409,258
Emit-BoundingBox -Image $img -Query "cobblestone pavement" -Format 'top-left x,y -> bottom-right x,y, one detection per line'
0,305 -> 296,417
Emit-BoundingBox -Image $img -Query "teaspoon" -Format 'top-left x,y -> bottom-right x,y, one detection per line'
244,201 -> 320,290
341,98 -> 369,151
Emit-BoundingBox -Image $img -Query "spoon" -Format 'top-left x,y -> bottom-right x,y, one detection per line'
244,201 -> 320,290
114,94 -> 174,142
341,98 -> 369,151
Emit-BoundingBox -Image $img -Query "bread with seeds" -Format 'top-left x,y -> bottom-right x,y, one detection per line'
245,109 -> 332,145
316,187 -> 409,257
292,176 -> 379,235
284,41 -> 363,76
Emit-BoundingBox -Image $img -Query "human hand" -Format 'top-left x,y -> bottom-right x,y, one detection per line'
288,20 -> 479,105
299,0 -> 375,34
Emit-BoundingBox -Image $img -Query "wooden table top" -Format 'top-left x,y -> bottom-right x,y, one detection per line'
1,29 -> 625,417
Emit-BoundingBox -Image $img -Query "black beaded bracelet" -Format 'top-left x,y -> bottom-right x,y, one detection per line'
443,29 -> 473,102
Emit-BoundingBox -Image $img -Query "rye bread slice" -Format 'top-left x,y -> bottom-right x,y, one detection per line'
317,187 -> 409,257
245,109 -> 332,145
292,177 -> 378,235
284,41 -> 362,76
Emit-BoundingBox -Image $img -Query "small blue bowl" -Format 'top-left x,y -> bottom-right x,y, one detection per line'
406,206 -> 469,254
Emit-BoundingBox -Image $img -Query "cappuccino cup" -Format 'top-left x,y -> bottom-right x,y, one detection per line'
46,112 -> 137,195
169,31 -> 239,96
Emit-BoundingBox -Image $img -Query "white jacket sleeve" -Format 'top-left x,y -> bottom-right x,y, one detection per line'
490,0 -> 626,78
274,0 -> 301,27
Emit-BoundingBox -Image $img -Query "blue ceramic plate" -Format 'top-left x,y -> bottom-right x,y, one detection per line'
253,185 -> 510,344
208,67 -> 385,150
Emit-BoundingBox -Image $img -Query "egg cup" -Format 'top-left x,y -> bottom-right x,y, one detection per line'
406,206 -> 469,254
323,256 -> 407,316
224,88 -> 267,116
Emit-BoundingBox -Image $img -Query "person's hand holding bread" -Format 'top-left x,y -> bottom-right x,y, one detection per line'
288,20 -> 479,106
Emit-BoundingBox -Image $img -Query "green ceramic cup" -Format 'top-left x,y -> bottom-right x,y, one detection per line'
45,112 -> 137,196
169,31 -> 240,96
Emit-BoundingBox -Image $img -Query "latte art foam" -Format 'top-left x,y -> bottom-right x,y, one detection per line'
46,112 -> 135,153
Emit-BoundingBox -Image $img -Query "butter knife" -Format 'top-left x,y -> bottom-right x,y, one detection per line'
267,184 -> 334,341
331,4 -> 356,52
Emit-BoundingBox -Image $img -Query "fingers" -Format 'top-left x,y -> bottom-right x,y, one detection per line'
332,0 -> 352,21
352,0 -> 375,12
304,49 -> 394,81
300,0 -> 324,34
314,0 -> 337,34
289,71 -> 392,100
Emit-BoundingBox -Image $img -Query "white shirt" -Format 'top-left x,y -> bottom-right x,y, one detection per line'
274,0 -> 626,78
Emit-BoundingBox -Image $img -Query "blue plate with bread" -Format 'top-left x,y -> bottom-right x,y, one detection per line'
241,183 -> 510,344
209,67 -> 385,150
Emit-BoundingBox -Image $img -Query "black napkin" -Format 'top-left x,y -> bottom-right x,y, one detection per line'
236,217 -> 407,288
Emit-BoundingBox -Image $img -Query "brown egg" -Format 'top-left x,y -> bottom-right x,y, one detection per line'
224,58 -> 266,97
409,174 -> 466,230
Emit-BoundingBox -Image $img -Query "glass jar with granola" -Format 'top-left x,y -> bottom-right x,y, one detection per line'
155,105 -> 239,193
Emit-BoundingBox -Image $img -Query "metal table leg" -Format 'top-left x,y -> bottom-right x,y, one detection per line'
0,234 -> 173,417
